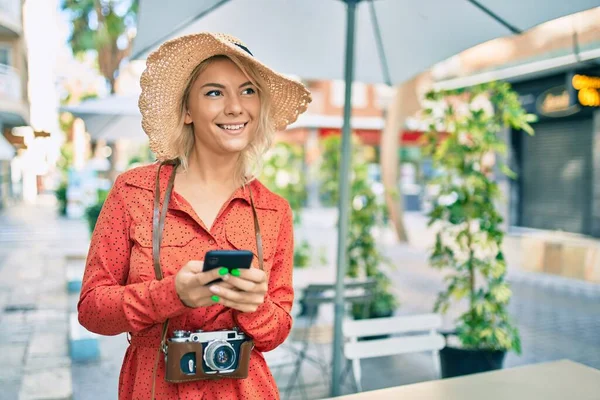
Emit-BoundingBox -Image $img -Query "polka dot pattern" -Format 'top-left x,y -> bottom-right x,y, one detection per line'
78,163 -> 294,399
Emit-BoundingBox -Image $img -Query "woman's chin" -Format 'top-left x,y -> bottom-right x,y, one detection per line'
219,139 -> 250,154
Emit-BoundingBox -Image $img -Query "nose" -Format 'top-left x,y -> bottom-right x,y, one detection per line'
224,93 -> 243,116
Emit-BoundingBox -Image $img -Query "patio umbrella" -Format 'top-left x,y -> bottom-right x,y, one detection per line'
62,95 -> 147,143
131,1 -> 600,395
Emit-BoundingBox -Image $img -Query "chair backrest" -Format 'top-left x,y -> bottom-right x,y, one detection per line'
300,278 -> 377,307
342,314 -> 445,360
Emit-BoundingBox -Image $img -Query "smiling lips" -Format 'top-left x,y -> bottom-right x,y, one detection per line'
217,122 -> 248,134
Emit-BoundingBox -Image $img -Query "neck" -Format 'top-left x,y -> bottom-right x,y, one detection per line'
185,145 -> 241,188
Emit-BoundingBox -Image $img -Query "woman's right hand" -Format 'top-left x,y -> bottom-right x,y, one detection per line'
174,261 -> 232,308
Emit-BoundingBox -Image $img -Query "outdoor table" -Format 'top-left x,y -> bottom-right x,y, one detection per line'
321,360 -> 600,400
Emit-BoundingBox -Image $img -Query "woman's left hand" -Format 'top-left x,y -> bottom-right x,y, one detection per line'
208,268 -> 268,313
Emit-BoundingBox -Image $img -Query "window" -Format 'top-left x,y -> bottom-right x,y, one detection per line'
0,46 -> 12,66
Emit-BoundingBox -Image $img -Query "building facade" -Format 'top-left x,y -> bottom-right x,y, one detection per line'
509,67 -> 600,237
0,0 -> 28,207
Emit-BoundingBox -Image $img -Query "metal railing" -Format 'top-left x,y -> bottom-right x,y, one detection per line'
0,63 -> 21,100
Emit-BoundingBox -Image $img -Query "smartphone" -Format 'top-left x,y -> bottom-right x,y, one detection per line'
203,250 -> 253,283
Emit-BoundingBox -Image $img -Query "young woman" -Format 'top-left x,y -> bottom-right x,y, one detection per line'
78,32 -> 311,399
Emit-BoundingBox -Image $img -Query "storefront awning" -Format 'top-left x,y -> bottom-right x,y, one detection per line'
0,133 -> 15,160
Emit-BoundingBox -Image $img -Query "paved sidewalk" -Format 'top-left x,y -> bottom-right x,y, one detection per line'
0,196 -> 90,400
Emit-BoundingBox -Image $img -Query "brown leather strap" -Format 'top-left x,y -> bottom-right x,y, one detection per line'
248,186 -> 263,271
149,161 -> 263,398
153,160 -> 178,280
151,160 -> 177,400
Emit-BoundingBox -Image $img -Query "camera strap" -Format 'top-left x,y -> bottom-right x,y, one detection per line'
150,160 -> 264,399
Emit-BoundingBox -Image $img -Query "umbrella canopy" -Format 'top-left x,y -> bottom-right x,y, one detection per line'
62,95 -> 140,116
131,1 -> 600,395
62,95 -> 147,143
132,0 -> 600,84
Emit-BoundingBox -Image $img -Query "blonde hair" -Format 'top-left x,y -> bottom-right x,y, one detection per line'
170,54 -> 275,183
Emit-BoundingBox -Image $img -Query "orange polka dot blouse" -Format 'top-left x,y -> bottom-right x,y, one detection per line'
78,163 -> 294,400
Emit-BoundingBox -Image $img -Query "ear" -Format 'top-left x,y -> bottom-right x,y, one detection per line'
184,109 -> 192,124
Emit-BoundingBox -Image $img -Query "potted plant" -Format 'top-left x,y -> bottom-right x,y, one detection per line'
421,81 -> 535,377
319,135 -> 399,321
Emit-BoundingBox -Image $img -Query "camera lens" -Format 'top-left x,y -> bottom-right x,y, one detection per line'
207,257 -> 218,266
204,340 -> 236,371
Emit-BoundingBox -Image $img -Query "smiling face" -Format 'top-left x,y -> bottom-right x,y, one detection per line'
184,57 -> 261,156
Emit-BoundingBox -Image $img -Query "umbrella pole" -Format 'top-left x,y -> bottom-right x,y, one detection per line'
331,0 -> 358,396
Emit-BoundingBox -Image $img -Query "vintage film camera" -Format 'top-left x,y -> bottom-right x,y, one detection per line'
168,328 -> 249,376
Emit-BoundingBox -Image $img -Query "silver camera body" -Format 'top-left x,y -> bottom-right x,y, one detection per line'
170,328 -> 247,375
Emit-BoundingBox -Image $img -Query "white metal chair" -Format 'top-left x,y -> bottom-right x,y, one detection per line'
265,279 -> 376,399
342,313 -> 445,392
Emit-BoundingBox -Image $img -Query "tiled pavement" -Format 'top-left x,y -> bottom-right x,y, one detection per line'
0,196 -> 90,400
1,201 -> 599,400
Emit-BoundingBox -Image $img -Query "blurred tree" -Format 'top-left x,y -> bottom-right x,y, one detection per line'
62,0 -> 138,94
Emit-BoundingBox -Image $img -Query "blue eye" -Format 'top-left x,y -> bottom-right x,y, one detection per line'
242,87 -> 256,95
206,90 -> 222,97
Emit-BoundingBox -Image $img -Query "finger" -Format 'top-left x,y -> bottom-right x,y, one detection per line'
220,275 -> 258,292
186,260 -> 204,273
216,281 -> 240,292
229,268 -> 267,283
209,284 -> 264,305
196,267 -> 228,286
216,281 -> 236,290
215,296 -> 261,313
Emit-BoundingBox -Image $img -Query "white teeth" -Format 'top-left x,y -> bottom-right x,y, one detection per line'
220,124 -> 244,130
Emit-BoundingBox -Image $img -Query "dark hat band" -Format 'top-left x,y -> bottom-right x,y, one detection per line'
233,42 -> 253,56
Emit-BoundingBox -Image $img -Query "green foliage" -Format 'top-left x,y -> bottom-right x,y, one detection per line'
56,142 -> 74,178
127,143 -> 155,167
55,140 -> 74,216
85,189 -> 109,234
293,239 -> 311,268
55,182 -> 68,216
319,135 -> 398,318
422,81 -> 534,353
260,142 -> 311,267
61,0 -> 138,93
261,142 -> 307,222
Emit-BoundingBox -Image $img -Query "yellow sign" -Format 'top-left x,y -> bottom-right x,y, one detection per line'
572,74 -> 600,107
541,90 -> 570,114
536,86 -> 580,117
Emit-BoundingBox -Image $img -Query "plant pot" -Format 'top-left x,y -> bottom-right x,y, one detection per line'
439,346 -> 506,378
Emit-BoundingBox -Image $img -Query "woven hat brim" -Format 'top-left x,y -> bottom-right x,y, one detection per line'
139,32 -> 312,161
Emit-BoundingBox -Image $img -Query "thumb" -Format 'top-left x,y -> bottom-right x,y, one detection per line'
186,260 -> 204,274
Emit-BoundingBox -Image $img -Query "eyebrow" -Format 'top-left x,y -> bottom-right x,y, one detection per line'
200,81 -> 254,89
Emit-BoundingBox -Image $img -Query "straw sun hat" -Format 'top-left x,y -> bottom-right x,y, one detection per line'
138,32 -> 312,161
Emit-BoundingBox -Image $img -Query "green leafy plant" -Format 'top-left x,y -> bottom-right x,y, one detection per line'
261,142 -> 307,221
55,140 -> 74,216
260,142 -> 311,267
319,135 -> 398,319
56,182 -> 68,216
85,189 -> 109,234
422,81 -> 536,353
293,239 -> 312,268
